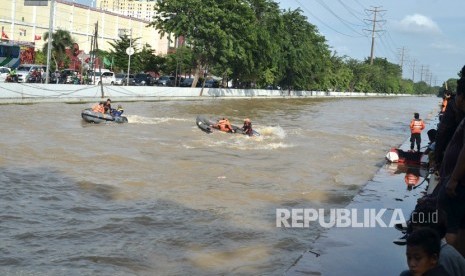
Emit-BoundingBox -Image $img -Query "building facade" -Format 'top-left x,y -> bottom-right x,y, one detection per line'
97,0 -> 157,22
0,0 -> 169,59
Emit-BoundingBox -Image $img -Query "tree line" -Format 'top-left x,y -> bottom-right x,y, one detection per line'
147,0 -> 444,94
35,0 -> 456,94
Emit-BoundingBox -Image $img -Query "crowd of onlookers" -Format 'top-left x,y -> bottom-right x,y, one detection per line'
397,65 -> 465,275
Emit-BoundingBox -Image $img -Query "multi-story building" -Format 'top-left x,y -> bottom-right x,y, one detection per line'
0,0 -> 169,58
97,0 -> 157,22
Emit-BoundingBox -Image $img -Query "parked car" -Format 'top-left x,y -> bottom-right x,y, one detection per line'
115,73 -> 135,85
180,77 -> 194,87
89,69 -> 116,85
155,75 -> 175,86
0,66 -> 10,82
204,79 -> 220,88
15,64 -> 46,83
180,77 -> 203,87
134,73 -> 154,86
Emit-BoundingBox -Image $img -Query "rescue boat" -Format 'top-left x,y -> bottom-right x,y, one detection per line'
196,115 -> 260,136
81,108 -> 128,124
385,148 -> 428,166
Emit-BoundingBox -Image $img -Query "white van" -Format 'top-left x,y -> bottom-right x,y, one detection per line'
89,69 -> 116,85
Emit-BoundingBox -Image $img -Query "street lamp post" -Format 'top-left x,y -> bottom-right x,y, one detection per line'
45,0 -> 55,84
126,29 -> 132,86
119,28 -> 133,86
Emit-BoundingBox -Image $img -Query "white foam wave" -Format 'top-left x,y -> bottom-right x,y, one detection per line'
257,125 -> 287,139
126,115 -> 190,124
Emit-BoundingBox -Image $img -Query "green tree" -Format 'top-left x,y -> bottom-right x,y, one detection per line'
150,0 -> 258,87
324,54 -> 353,92
278,9 -> 330,91
345,59 -> 372,92
107,35 -> 140,73
162,46 -> 195,78
34,50 -> 46,65
414,81 -> 430,94
42,29 -> 75,71
443,78 -> 458,94
137,43 -> 167,74
399,79 -> 415,94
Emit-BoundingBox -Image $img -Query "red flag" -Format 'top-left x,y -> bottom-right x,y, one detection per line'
34,34 -> 41,40
1,31 -> 9,40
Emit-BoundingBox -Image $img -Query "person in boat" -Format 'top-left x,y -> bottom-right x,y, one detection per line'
242,118 -> 253,136
410,113 -> 425,152
111,104 -> 124,117
104,98 -> 112,114
92,101 -> 105,113
212,118 -> 235,133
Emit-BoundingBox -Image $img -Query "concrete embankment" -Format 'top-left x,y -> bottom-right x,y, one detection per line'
0,83 -> 411,104
286,119 -> 438,276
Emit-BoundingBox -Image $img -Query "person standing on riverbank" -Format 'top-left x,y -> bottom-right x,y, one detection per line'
410,113 -> 425,152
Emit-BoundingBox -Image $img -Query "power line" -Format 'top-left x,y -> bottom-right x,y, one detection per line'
351,0 -> 367,10
336,0 -> 365,22
293,0 -> 363,37
313,0 -> 366,35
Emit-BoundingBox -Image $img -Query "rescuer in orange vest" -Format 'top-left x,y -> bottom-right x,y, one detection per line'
92,102 -> 105,113
410,112 -> 425,152
214,118 -> 235,133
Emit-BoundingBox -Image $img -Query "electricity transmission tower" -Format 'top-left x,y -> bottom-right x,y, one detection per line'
364,6 -> 386,65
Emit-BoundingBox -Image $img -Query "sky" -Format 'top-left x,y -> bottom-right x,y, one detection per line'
74,0 -> 465,85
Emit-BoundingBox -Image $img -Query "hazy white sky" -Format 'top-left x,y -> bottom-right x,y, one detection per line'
74,0 -> 465,84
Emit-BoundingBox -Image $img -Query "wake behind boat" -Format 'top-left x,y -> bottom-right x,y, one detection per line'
81,108 -> 128,124
196,115 -> 260,136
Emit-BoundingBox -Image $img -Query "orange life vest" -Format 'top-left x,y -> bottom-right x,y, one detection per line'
405,173 -> 420,185
92,104 -> 104,113
410,119 -> 425,134
217,119 -> 233,132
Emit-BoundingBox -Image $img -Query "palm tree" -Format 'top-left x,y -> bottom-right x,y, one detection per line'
42,29 -> 75,70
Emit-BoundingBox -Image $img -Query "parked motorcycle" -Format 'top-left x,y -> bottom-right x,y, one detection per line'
5,74 -> 18,82
26,75 -> 41,83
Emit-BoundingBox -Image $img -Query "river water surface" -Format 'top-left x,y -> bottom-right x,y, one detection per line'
0,97 -> 439,275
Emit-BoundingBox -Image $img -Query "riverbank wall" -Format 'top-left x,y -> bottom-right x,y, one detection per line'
0,83 -> 415,104
286,116 -> 439,276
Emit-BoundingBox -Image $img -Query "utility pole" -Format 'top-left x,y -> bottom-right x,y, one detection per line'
420,65 -> 424,82
410,59 -> 417,82
420,65 -> 429,83
364,6 -> 386,65
45,0 -> 55,84
398,47 -> 406,71
92,22 -> 104,98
